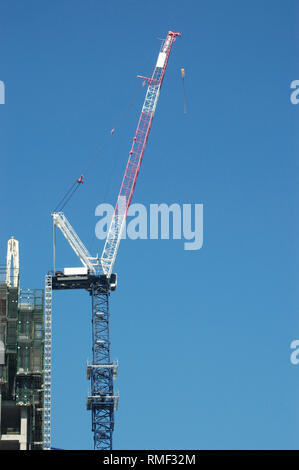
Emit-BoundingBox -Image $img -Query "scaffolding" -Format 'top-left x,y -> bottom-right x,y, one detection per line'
15,289 -> 44,448
43,274 -> 52,450
0,267 -> 18,393
0,268 -> 45,450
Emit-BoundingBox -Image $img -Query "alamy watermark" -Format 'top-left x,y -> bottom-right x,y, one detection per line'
95,200 -> 203,251
289,83 -> 299,364
290,80 -> 299,104
0,80 -> 5,104
290,340 -> 299,365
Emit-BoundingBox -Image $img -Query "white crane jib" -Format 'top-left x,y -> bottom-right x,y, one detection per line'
52,212 -> 99,275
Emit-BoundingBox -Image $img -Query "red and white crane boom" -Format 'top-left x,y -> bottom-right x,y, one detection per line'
100,31 -> 181,278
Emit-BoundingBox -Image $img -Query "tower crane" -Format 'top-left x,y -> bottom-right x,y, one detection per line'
43,31 -> 181,450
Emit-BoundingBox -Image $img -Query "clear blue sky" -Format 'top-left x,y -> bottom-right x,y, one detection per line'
0,0 -> 299,450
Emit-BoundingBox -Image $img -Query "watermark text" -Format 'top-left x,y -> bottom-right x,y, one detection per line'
95,200 -> 203,251
0,80 -> 4,104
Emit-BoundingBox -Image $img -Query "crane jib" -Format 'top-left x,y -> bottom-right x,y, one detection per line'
101,31 -> 181,278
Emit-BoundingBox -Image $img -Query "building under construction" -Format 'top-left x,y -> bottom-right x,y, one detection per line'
0,238 -> 44,449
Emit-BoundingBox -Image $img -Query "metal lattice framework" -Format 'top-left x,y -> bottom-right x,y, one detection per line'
87,280 -> 118,450
43,274 -> 52,450
101,31 -> 181,278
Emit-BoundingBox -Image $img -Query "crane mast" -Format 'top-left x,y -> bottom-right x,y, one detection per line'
46,31 -> 180,450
